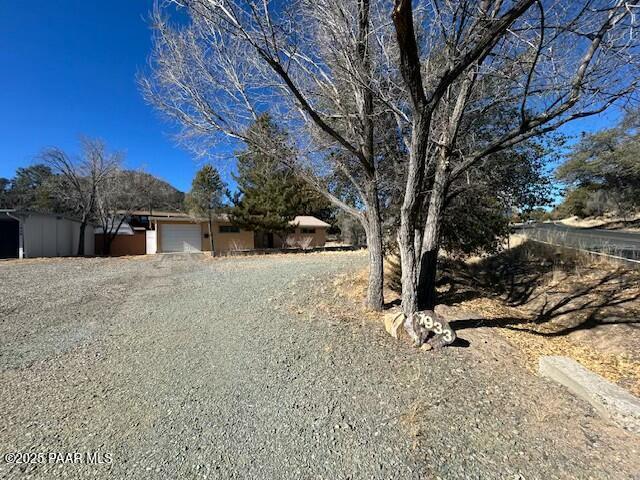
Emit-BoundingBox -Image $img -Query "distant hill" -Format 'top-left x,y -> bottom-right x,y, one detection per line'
119,170 -> 185,212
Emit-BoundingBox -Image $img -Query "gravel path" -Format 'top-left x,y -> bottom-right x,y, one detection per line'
0,252 -> 639,479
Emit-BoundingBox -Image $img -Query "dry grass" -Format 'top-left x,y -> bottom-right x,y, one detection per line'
333,265 -> 370,302
559,215 -> 615,228
441,239 -> 640,396
559,213 -> 640,231
332,255 -> 404,311
330,242 -> 640,396
459,296 -> 640,396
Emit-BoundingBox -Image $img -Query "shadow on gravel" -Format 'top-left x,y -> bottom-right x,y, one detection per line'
449,337 -> 471,348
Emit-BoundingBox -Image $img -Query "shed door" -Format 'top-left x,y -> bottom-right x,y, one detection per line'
160,224 -> 201,252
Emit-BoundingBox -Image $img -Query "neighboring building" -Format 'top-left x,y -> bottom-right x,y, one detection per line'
255,215 -> 331,249
286,215 -> 331,247
98,210 -> 331,255
0,209 -> 95,259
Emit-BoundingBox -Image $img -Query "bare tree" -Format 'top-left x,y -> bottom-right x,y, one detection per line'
42,138 -> 120,256
142,0 -> 639,336
141,0 -> 389,310
389,0 -> 640,343
95,170 -> 153,256
97,169 -> 186,255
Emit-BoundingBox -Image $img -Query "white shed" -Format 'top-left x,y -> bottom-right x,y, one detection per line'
0,210 -> 94,259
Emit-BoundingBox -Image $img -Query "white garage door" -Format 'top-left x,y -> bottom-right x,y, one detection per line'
160,224 -> 202,252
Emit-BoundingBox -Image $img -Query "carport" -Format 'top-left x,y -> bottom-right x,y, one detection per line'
0,209 -> 94,259
0,211 -> 21,258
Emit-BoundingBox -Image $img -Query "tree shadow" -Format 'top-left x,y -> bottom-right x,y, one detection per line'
438,241 -> 640,337
449,337 -> 471,348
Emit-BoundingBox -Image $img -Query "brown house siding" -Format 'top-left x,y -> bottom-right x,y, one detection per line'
274,227 -> 327,248
95,231 -> 146,256
209,222 -> 254,252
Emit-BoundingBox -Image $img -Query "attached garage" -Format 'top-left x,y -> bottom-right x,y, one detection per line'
159,223 -> 202,253
151,213 -> 254,254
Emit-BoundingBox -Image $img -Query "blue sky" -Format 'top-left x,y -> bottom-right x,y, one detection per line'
0,1 -> 622,196
0,0 -> 237,193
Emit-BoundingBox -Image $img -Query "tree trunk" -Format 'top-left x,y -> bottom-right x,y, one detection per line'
417,149 -> 448,309
208,213 -> 214,254
397,219 -> 422,344
397,184 -> 421,343
397,222 -> 418,314
355,0 -> 383,312
417,246 -> 438,309
364,213 -> 384,311
363,184 -> 384,311
77,221 -> 86,256
397,113 -> 431,342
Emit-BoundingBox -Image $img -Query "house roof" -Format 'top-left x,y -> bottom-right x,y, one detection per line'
149,212 -> 229,222
0,209 -> 92,225
94,220 -> 135,236
149,213 -> 330,228
290,216 -> 331,228
122,210 -> 189,217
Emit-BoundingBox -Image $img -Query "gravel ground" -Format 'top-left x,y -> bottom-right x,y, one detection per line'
0,252 -> 639,479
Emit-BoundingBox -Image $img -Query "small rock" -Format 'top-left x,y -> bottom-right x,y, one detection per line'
383,311 -> 405,340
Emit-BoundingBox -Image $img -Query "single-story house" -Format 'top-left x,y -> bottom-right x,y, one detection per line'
94,220 -> 147,256
150,212 -> 254,254
151,212 -> 330,254
0,209 -> 95,259
98,210 -> 331,255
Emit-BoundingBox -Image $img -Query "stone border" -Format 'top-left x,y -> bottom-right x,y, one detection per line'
539,356 -> 640,435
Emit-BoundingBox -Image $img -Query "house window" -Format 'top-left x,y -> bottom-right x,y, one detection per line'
301,228 -> 316,234
219,225 -> 240,233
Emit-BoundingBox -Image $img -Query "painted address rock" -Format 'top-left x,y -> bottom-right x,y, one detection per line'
415,310 -> 456,349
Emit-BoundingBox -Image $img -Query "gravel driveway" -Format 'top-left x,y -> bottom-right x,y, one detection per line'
0,252 -> 639,479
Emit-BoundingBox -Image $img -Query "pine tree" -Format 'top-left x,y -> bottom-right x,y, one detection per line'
185,165 -> 226,252
230,115 -> 331,242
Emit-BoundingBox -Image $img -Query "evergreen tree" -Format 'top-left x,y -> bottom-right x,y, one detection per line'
185,165 -> 226,252
0,178 -> 12,208
230,115 -> 332,239
556,109 -> 640,218
6,164 -> 62,212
